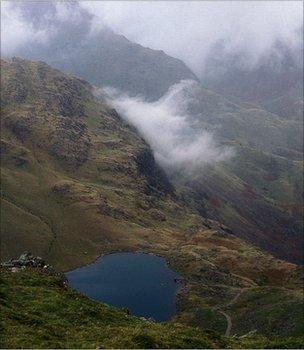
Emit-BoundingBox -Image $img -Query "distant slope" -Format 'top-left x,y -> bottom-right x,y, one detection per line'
202,40 -> 303,120
183,43 -> 303,263
13,1 -> 198,101
168,81 -> 303,263
52,27 -> 198,101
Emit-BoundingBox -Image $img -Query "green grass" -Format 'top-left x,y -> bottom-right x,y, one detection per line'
1,269 -> 303,349
0,268 -> 227,349
230,287 -> 304,337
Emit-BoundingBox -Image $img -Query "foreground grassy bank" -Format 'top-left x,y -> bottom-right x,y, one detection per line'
1,268 -> 303,349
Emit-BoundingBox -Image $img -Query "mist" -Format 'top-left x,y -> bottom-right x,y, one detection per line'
81,1 -> 303,76
102,80 -> 233,172
1,1 -> 302,77
1,2 -> 49,55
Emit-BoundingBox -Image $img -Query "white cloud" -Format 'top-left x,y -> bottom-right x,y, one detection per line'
81,1 -> 303,76
103,80 -> 233,172
0,2 -> 48,56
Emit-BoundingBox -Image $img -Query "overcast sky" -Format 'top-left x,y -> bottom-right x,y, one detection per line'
81,1 -> 303,74
1,1 -> 303,76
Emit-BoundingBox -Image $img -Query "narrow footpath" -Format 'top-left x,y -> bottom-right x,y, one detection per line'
213,288 -> 247,336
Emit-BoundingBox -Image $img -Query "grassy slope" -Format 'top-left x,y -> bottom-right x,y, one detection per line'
1,268 -> 303,349
1,57 -> 190,268
1,58 -> 303,340
0,268 -> 226,349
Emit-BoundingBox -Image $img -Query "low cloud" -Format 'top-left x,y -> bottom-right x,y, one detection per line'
1,2 -> 302,76
102,80 -> 233,173
81,1 -> 303,76
0,2 -> 49,56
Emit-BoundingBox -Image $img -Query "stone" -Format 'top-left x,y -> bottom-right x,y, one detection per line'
149,208 -> 166,222
1,252 -> 46,269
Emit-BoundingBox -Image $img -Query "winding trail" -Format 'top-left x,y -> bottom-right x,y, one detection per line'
213,288 -> 247,336
218,311 -> 232,337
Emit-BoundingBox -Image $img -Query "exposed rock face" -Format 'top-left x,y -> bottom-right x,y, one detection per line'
36,66 -> 87,118
0,139 -> 10,156
1,58 -> 92,167
48,117 -> 90,166
136,149 -> 175,196
52,181 -> 74,196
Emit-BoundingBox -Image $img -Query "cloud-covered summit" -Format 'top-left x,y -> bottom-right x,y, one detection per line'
1,1 -> 302,77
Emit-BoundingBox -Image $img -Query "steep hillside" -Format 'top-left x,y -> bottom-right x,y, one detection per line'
0,57 -> 179,267
12,2 -> 197,101
1,58 -> 303,339
0,268 -> 226,349
168,81 -> 303,263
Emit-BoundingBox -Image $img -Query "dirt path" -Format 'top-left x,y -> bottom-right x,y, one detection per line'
218,310 -> 232,336
214,288 -> 247,336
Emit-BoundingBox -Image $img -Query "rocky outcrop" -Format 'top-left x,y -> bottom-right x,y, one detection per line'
135,149 -> 175,196
149,209 -> 166,222
48,117 -> 90,166
1,252 -> 48,268
1,252 -> 68,286
0,139 -> 11,156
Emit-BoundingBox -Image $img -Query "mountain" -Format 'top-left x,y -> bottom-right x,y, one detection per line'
202,40 -> 303,120
7,2 -> 302,263
12,2 -> 197,101
0,57 -> 176,267
1,58 -> 303,339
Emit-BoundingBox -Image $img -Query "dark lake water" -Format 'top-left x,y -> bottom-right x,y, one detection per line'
65,252 -> 181,321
